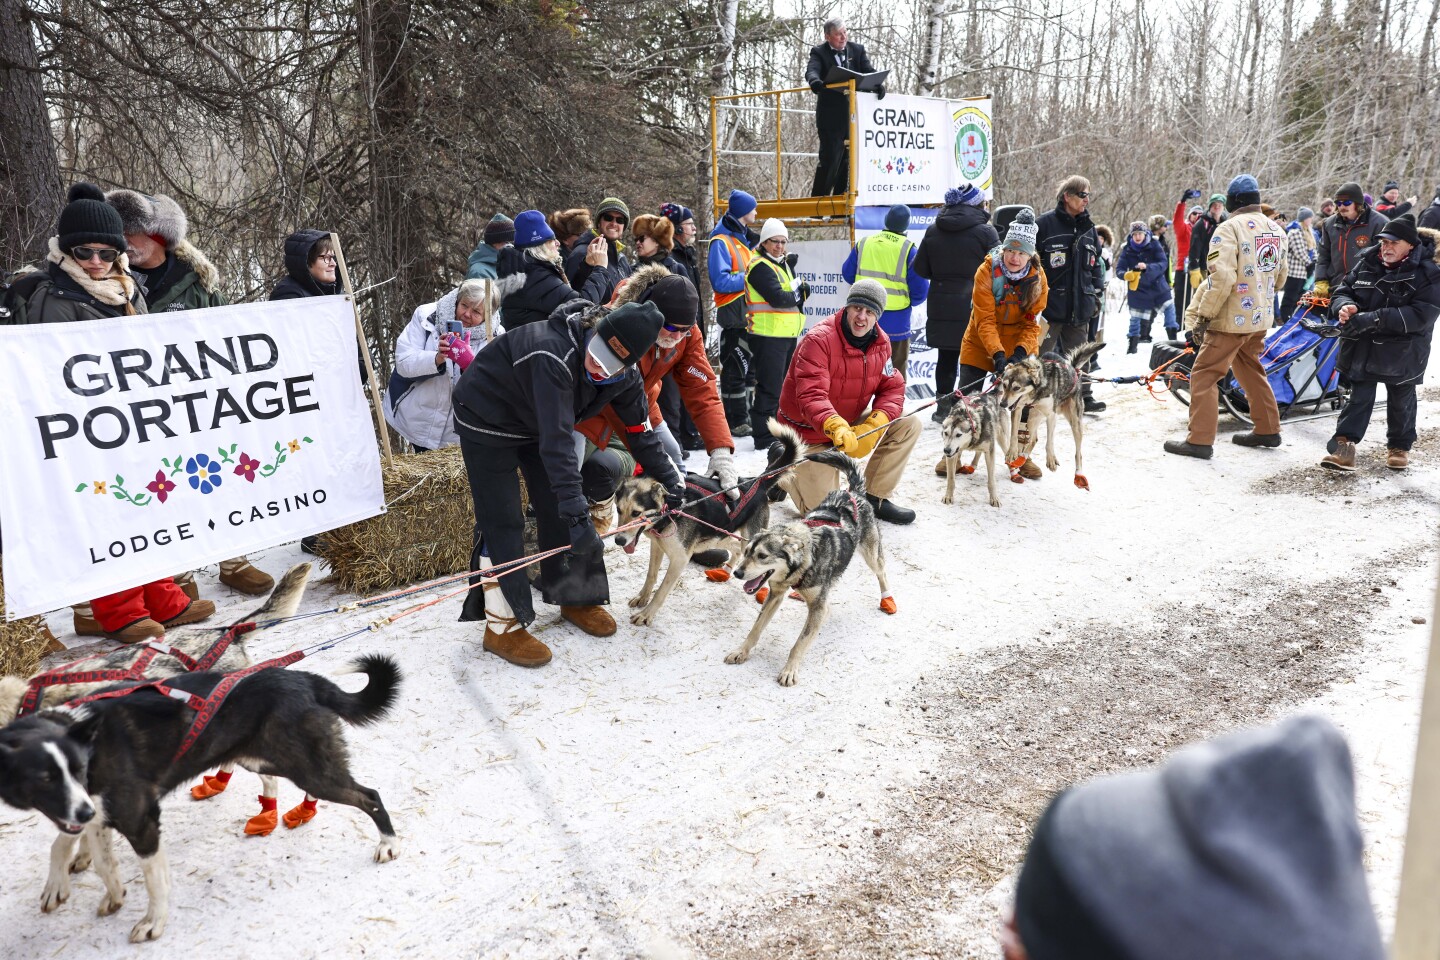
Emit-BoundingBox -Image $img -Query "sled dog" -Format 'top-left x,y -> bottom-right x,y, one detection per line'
998,342 -> 1105,489
940,389 -> 1011,508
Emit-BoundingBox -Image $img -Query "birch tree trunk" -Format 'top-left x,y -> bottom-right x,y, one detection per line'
916,0 -> 947,97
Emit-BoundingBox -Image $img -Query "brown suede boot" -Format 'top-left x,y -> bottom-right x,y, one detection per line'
106,617 -> 165,643
934,456 -> 948,476
219,558 -> 275,596
1018,460 -> 1042,480
562,605 -> 617,637
162,599 -> 217,628
1321,438 -> 1356,472
72,603 -> 104,637
483,613 -> 552,667
1387,448 -> 1409,471
174,572 -> 201,601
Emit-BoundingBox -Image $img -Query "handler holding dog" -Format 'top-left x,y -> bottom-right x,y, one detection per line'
453,250 -> 684,668
777,278 -> 920,525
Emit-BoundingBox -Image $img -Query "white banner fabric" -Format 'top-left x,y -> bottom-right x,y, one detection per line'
853,94 -> 994,209
0,296 -> 385,618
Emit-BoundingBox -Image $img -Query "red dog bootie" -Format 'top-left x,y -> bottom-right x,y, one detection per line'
283,798 -> 319,829
879,593 -> 898,615
191,770 -> 233,800
245,796 -> 279,836
704,567 -> 731,583
754,586 -> 769,604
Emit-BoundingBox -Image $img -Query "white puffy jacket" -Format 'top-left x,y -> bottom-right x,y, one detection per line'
383,288 -> 498,450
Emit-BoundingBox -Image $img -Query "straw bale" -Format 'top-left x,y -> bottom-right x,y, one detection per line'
320,448 -> 526,593
0,561 -> 59,678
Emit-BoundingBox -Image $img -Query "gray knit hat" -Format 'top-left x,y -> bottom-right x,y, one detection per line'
846,278 -> 887,316
1002,208 -> 1039,255
1013,715 -> 1384,960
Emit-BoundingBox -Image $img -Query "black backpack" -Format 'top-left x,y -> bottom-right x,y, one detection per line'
0,268 -> 46,325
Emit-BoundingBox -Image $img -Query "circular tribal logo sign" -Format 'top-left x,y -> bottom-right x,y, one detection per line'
952,106 -> 992,187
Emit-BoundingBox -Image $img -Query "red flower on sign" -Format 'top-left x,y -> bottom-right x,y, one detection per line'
146,470 -> 176,504
234,453 -> 261,483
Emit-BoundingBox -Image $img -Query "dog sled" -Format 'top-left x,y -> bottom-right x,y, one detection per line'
1147,298 -> 1352,425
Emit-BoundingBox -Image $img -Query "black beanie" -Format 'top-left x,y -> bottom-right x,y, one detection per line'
1013,799 -> 1133,960
640,274 -> 699,328
594,301 -> 664,367
1378,213 -> 1420,246
1335,182 -> 1365,206
57,183 -> 126,253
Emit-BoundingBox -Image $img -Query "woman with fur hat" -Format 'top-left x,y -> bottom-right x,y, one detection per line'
14,184 -> 216,641
549,208 -> 593,254
1115,220 -> 1177,351
494,210 -> 616,328
630,214 -> 683,275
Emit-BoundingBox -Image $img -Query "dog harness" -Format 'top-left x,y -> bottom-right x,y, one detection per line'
803,490 -> 861,529
17,622 -> 256,718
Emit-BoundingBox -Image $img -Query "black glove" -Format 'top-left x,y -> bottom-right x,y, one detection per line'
1184,328 -> 1203,349
562,501 -> 603,556
1342,311 -> 1378,336
875,86 -> 886,100
663,487 -> 684,515
1011,345 -> 1028,361
810,80 -> 823,94
786,252 -> 799,270
992,351 -> 1008,376
798,280 -> 811,302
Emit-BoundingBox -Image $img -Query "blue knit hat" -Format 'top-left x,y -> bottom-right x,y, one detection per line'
660,202 -> 694,230
945,184 -> 984,207
1226,173 -> 1261,211
512,209 -> 556,249
884,204 -> 910,233
727,189 -> 757,219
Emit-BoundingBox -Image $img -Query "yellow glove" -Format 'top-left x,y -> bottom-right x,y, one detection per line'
1312,280 -> 1330,298
1188,268 -> 1203,289
823,414 -> 860,456
852,411 -> 890,458
1124,270 -> 1141,291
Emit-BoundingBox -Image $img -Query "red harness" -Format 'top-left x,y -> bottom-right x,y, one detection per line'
803,491 -> 861,529
18,622 -> 256,718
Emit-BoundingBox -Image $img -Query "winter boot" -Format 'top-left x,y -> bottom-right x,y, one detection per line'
1387,448 -> 1410,470
1017,459 -> 1043,480
72,602 -> 104,637
480,558 -> 551,667
561,605 -> 617,637
105,617 -> 166,643
1083,396 -> 1107,414
731,421 -> 753,437
691,548 -> 733,582
865,494 -> 916,525
174,572 -> 201,601
931,393 -> 956,424
1232,432 -> 1282,448
1164,439 -> 1214,459
38,622 -> 65,654
588,496 -> 615,536
1127,337 -> 1139,355
162,599 -> 216,628
219,557 -> 274,595
1320,438 -> 1356,472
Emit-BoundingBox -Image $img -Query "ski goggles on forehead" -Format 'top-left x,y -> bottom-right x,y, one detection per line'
586,335 -> 627,378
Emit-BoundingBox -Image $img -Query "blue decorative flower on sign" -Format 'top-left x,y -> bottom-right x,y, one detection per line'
185,454 -> 223,494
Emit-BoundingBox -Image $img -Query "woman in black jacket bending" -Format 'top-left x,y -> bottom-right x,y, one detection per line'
1321,215 -> 1440,472
452,295 -> 682,668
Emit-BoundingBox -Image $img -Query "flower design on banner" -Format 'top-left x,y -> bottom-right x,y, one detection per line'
146,471 -> 177,503
234,453 -> 261,483
92,480 -> 107,495
287,439 -> 302,453
186,454 -> 223,494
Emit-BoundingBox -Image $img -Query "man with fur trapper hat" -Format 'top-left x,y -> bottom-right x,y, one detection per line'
1003,716 -> 1386,960
104,188 -> 275,598
1165,174 -> 1283,459
1315,182 -> 1388,297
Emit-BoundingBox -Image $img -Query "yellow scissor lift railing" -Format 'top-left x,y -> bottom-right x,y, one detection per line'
710,82 -> 858,241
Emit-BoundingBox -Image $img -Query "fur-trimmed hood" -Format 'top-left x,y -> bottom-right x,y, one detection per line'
608,263 -> 670,308
47,236 -> 138,307
172,240 -> 220,293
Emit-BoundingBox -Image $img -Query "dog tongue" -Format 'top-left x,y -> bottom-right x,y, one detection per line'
744,572 -> 770,594
623,539 -> 638,555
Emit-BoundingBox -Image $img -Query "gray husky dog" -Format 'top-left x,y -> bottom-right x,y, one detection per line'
612,423 -> 801,626
940,390 -> 1011,508
728,449 -> 894,686
0,564 -> 315,836
998,341 -> 1105,490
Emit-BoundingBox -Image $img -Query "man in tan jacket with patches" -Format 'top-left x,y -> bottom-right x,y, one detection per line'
1165,174 -> 1283,459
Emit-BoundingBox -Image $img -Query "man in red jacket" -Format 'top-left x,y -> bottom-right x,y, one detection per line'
777,279 -> 919,524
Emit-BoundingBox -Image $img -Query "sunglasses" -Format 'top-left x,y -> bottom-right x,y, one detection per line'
1071,191 -> 1090,199
73,246 -> 120,263
661,323 -> 692,335
1336,200 -> 1355,207
599,213 -> 627,225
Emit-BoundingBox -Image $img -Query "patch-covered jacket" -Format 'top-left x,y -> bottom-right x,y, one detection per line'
778,310 -> 905,445
1330,229 -> 1440,384
1035,204 -> 1103,326
1316,207 -> 1388,283
959,251 -> 1047,369
1185,205 -> 1284,335
451,301 -> 682,514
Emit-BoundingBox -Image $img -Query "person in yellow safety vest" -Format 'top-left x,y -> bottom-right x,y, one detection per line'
842,204 -> 929,380
743,217 -> 810,446
709,188 -> 760,435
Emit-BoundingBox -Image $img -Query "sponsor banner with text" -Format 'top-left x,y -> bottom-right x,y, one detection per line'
854,94 -> 993,208
0,296 -> 385,617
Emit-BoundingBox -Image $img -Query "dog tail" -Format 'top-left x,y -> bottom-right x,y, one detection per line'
236,562 -> 313,631
1065,340 -> 1106,372
803,447 -> 867,498
318,654 -> 402,726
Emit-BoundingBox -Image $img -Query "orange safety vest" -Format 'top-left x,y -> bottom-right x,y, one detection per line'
713,234 -> 754,308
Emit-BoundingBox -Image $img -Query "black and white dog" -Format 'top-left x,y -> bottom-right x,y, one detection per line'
0,655 -> 402,942
728,449 -> 894,686
612,422 -> 800,626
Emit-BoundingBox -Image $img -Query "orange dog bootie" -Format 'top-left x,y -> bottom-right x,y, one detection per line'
754,586 -> 769,604
879,593 -> 898,615
191,770 -> 233,800
704,567 -> 731,583
283,798 -> 319,829
245,796 -> 279,836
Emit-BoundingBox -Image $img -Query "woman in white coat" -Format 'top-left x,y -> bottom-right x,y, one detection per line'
385,278 -> 497,451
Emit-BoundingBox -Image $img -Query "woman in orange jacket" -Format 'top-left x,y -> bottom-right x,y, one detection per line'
957,209 -> 1050,394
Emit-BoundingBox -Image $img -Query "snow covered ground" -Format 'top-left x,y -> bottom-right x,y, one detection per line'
3,334 -> 1437,959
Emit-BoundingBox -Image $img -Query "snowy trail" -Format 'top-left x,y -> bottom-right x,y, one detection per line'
2,339 -> 1437,959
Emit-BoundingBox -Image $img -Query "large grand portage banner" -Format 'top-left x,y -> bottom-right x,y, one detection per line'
0,296 -> 385,618
854,94 -> 994,207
